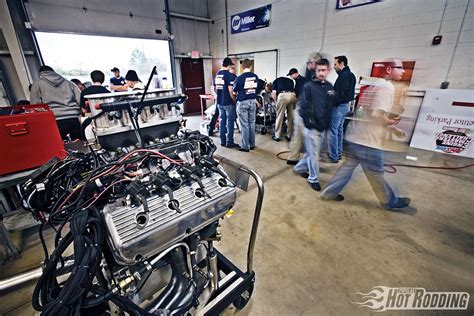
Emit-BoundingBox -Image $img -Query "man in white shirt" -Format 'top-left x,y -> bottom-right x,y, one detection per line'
321,59 -> 411,211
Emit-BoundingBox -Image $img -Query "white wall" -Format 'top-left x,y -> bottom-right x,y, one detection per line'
209,0 -> 474,90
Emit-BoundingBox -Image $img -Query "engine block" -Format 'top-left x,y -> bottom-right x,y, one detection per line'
102,171 -> 236,265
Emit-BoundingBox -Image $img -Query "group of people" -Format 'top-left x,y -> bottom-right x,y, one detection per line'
211,54 -> 411,211
28,66 -> 146,140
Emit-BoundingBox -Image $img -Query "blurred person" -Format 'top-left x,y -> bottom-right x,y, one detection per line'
287,68 -> 309,165
71,79 -> 85,91
30,65 -> 82,140
321,59 -> 411,210
289,53 -> 330,165
293,58 -> 335,191
272,70 -> 297,141
233,59 -> 259,152
110,67 -> 127,91
80,70 -> 111,112
213,57 -> 240,148
125,70 -> 145,90
327,55 -> 356,163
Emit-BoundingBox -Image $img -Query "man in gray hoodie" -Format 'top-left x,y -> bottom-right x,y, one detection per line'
30,66 -> 82,140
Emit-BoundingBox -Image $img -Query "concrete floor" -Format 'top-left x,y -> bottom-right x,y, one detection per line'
1,114 -> 473,315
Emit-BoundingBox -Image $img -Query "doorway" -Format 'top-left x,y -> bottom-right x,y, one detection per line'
180,58 -> 205,114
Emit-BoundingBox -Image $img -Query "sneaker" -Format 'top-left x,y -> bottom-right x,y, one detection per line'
286,160 -> 298,165
226,143 -> 241,149
322,194 -> 344,201
220,143 -> 225,146
272,136 -> 281,142
250,146 -> 255,150
239,148 -> 249,152
309,182 -> 321,191
285,136 -> 291,141
384,197 -> 411,210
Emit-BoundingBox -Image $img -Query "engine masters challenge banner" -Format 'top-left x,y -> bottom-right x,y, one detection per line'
410,89 -> 473,158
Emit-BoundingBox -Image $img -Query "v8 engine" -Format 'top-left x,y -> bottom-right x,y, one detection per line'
20,131 -> 243,315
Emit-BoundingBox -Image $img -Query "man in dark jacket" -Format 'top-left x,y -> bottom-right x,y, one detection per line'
328,55 -> 356,163
293,59 -> 336,191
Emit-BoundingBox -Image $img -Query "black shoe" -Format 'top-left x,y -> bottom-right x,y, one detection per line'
309,182 -> 321,191
272,136 -> 281,142
384,197 -> 411,210
220,143 -> 225,146
226,143 -> 241,149
293,170 -> 309,178
322,194 -> 344,201
285,136 -> 291,141
287,160 -> 298,165
239,148 -> 250,152
250,146 -> 255,150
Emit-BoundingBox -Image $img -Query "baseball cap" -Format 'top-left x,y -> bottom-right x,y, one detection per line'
222,57 -> 235,67
287,68 -> 298,76
111,67 -> 120,72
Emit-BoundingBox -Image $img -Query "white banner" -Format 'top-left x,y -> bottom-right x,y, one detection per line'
410,89 -> 474,158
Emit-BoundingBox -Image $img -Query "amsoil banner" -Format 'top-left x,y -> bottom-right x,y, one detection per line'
410,89 -> 473,158
231,5 -> 271,34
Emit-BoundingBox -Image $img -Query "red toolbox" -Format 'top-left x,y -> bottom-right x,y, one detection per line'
0,104 -> 66,176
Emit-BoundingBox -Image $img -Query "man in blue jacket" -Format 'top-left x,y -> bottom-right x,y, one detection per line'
328,55 -> 356,163
293,59 -> 336,191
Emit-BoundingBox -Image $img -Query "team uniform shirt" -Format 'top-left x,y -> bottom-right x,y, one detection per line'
110,76 -> 126,86
213,70 -> 235,105
345,78 -> 395,150
233,72 -> 260,102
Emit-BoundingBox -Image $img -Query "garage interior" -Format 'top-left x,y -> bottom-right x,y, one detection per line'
0,0 -> 473,315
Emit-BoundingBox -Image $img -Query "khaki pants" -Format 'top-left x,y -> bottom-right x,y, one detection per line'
288,108 -> 304,161
275,92 -> 296,138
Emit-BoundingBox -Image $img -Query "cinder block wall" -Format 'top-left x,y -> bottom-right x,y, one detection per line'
209,0 -> 473,89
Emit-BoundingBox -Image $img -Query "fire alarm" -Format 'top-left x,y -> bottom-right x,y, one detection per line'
432,35 -> 442,45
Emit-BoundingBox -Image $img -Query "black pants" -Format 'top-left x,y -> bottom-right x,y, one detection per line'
56,118 -> 82,141
208,108 -> 219,132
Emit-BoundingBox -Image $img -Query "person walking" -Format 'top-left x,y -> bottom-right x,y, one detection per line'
293,59 -> 336,191
321,59 -> 411,211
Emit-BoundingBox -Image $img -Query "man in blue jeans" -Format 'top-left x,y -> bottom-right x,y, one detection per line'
321,59 -> 411,211
328,55 -> 356,163
293,59 -> 336,191
213,57 -> 240,149
233,59 -> 260,152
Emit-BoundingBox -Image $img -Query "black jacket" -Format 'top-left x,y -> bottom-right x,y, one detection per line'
294,75 -> 308,99
334,66 -> 356,104
300,80 -> 336,131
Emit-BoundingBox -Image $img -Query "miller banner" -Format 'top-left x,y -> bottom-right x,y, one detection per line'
231,4 -> 271,34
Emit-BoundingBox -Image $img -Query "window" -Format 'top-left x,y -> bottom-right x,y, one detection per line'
35,32 -> 173,87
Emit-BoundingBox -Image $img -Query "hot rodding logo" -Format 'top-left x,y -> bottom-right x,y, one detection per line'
354,286 -> 470,311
